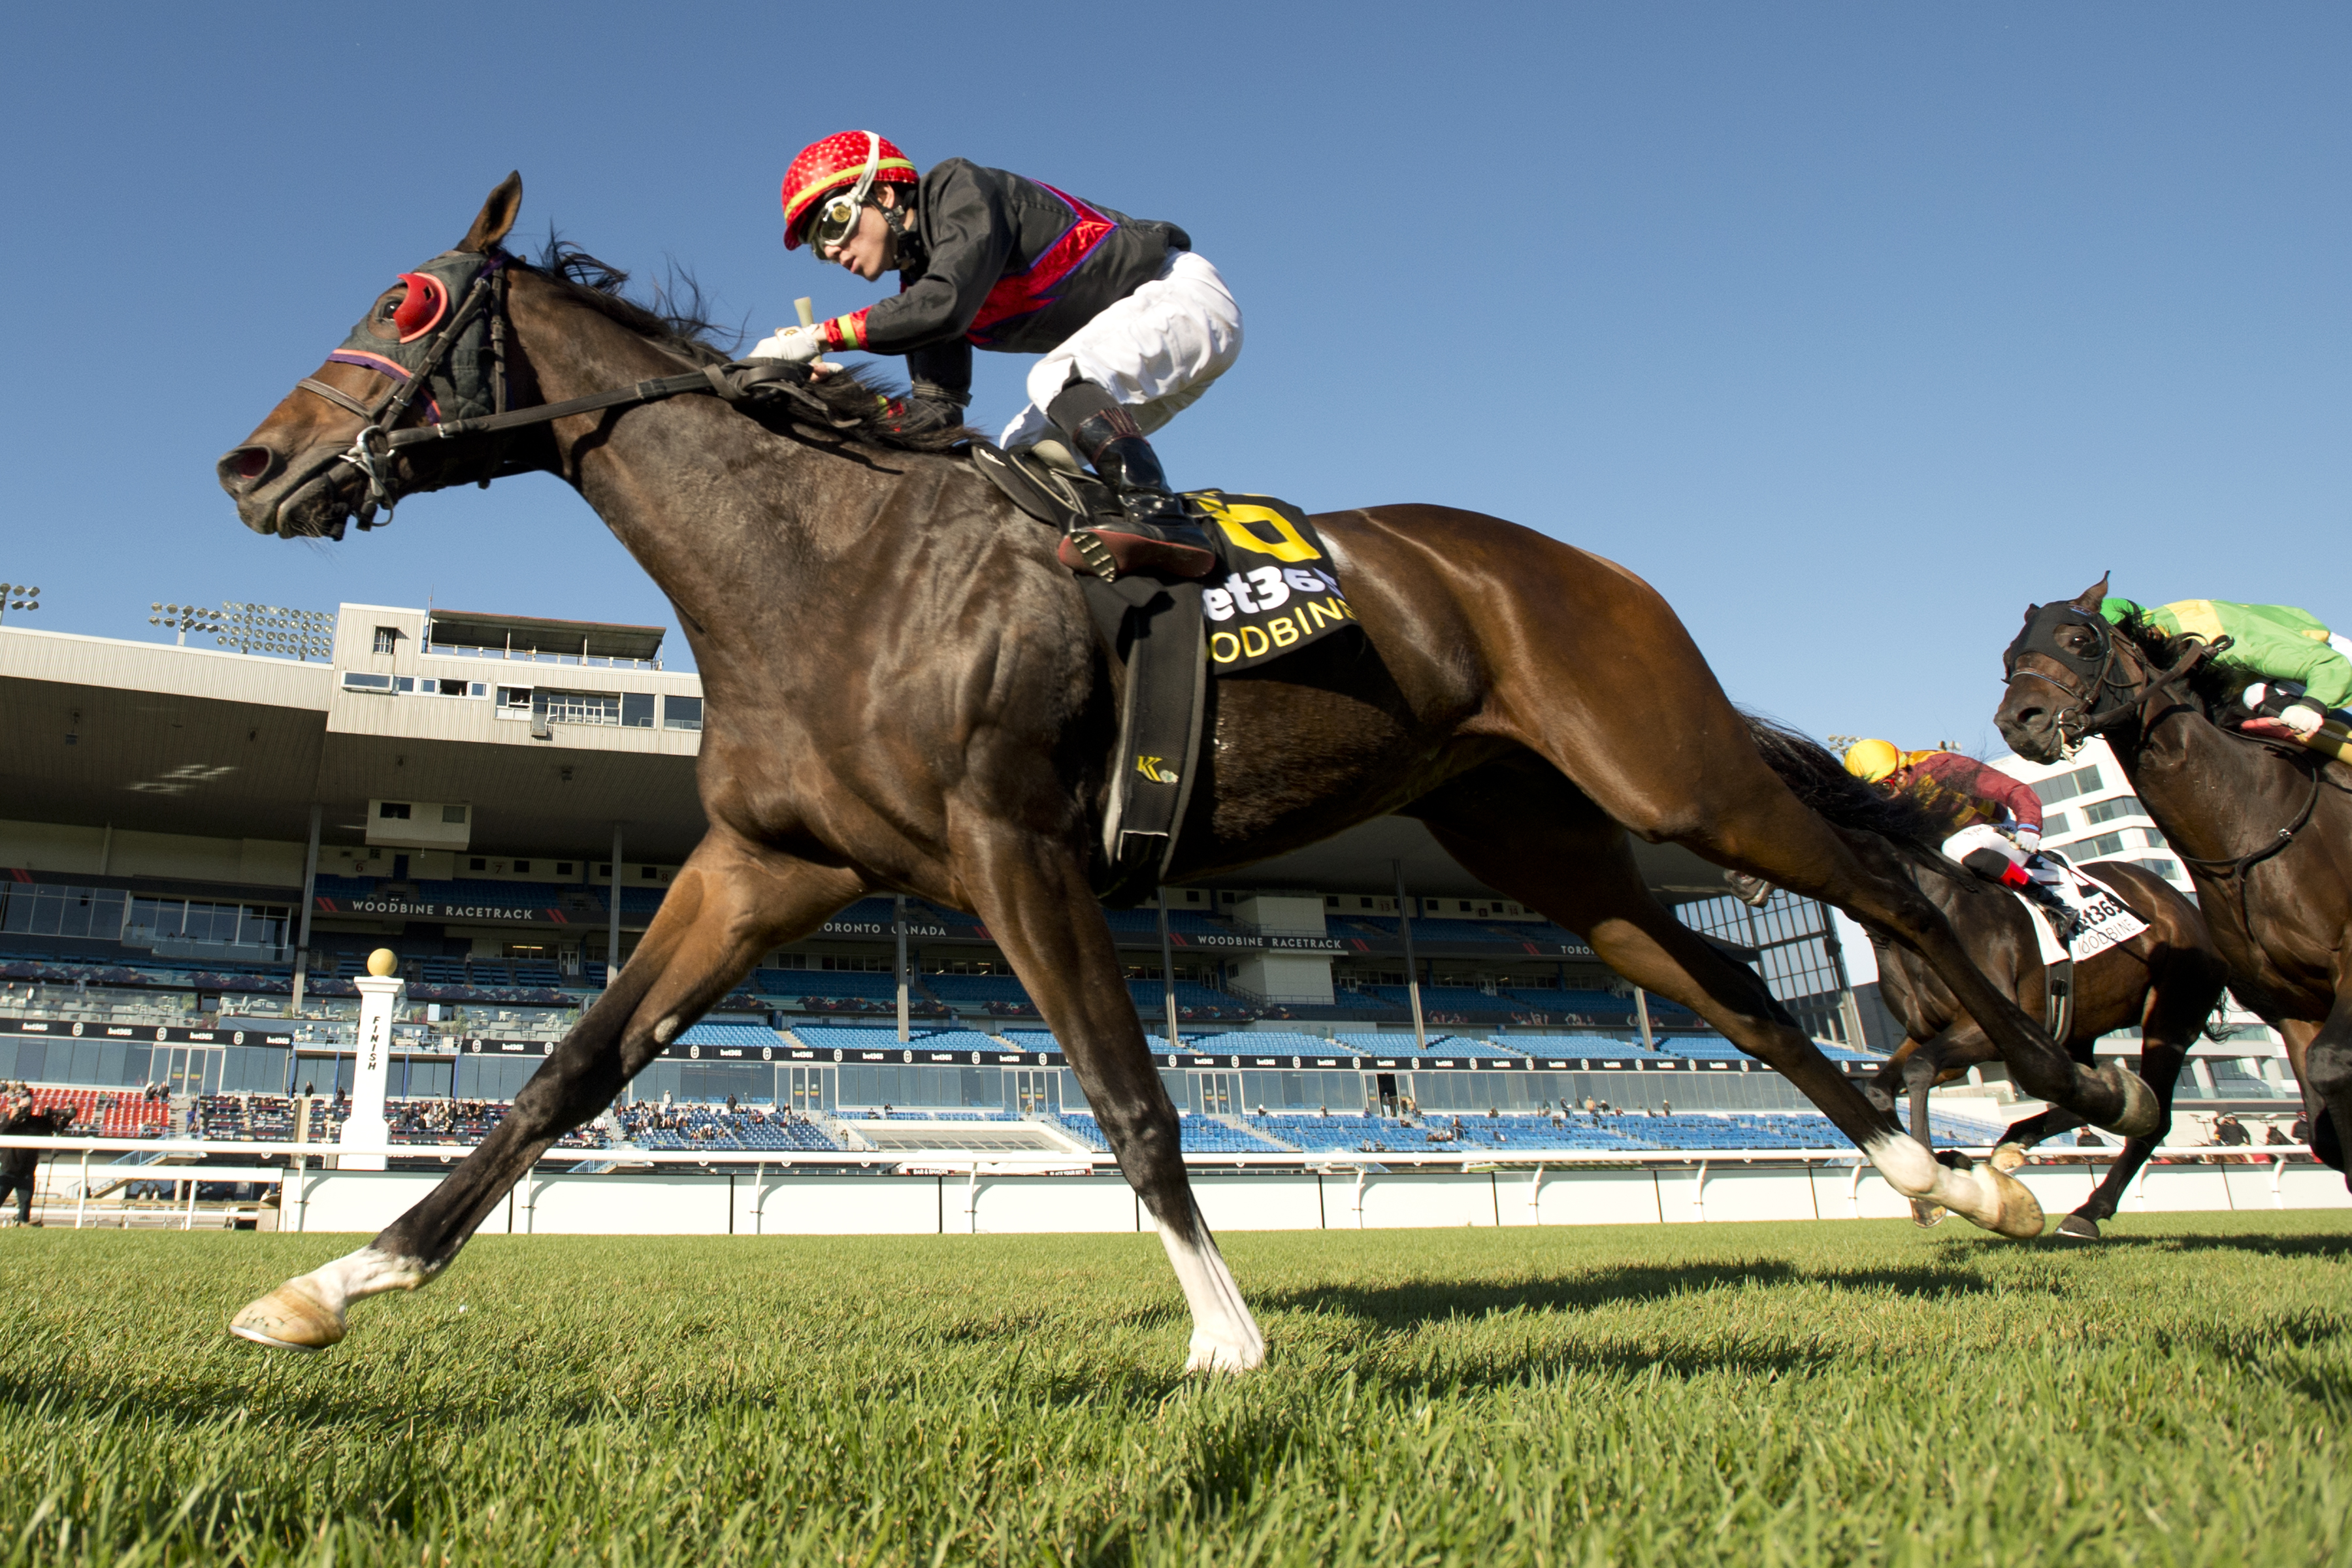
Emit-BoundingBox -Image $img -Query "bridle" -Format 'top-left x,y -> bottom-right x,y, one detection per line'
1999,603 -> 2151,755
2004,600 -> 2325,941
278,248 -> 864,540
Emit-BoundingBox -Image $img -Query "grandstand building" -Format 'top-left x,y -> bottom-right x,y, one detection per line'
0,603 -> 2302,1182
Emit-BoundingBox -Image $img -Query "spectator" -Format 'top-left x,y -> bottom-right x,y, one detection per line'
2076,1126 -> 2103,1147
2264,1122 -> 2293,1147
2213,1113 -> 2250,1147
1582,1096 -> 1598,1117
1,1102 -> 73,1226
2291,1115 -> 2311,1145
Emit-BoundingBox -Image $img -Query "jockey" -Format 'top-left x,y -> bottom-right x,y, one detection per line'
2097,596 -> 2352,751
752,131 -> 1239,578
1843,741 -> 2079,932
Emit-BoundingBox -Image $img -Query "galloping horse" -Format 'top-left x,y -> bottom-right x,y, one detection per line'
1996,576 -> 2351,1184
1747,722 -> 2225,1238
216,176 -> 2157,1365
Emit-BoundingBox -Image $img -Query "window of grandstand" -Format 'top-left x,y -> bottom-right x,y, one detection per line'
2041,809 -> 2070,836
2032,762 -> 2104,805
0,883 -> 127,939
663,694 -> 702,731
379,802 -> 411,819
1674,890 -> 1854,1043
533,689 -> 622,727
343,671 -> 393,691
443,805 -> 467,824
497,685 -> 532,715
2076,831 -> 2127,858
123,896 -> 290,952
372,625 -> 399,654
2082,794 -> 2145,825
622,692 -> 654,728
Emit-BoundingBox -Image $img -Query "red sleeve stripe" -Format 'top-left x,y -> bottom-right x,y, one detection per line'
823,310 -> 870,351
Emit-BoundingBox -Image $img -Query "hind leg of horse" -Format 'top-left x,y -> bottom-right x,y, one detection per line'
1899,1026 -> 1975,1228
2058,969 -> 2212,1238
958,825 -> 1262,1373
229,830 -> 862,1351
1407,764 -> 2044,1237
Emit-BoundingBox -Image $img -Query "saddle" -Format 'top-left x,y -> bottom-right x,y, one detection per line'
968,442 -> 1362,905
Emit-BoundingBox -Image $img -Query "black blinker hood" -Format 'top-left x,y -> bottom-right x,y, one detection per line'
2002,601 -> 2111,682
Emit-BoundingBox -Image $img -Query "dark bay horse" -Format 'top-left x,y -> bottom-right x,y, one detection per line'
1996,576 -> 2351,1186
1746,722 -> 2225,1239
216,176 -> 2157,1365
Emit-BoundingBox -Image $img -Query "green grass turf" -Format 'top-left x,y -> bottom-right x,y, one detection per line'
1,1214 -> 2347,1566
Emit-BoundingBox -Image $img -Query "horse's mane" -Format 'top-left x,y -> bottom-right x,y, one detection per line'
520,237 -> 973,454
1740,714 -> 1953,858
2106,607 -> 2247,717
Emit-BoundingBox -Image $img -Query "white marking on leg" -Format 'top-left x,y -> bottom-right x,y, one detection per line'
302,1245 -> 436,1314
653,1016 -> 681,1045
1154,1218 -> 1266,1374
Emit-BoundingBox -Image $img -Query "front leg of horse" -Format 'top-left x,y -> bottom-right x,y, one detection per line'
231,836 -> 859,1350
964,828 -> 1264,1373
1822,834 -> 2161,1139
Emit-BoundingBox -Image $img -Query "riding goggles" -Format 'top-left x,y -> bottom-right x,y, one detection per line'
805,131 -> 881,254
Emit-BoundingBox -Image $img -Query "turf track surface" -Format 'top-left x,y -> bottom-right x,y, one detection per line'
1,1214 -> 2347,1566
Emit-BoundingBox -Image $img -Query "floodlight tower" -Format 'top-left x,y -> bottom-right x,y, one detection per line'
149,601 -> 226,646
216,601 -> 335,661
0,583 -> 38,625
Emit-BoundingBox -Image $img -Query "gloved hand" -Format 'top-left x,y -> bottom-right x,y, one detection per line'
2279,702 -> 2325,740
747,324 -> 827,364
2011,826 -> 2040,855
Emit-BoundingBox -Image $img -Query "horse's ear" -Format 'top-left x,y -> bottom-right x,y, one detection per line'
457,172 -> 523,253
2070,573 -> 2110,612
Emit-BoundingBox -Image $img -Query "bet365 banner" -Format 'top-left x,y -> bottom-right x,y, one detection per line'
1186,492 -> 1361,672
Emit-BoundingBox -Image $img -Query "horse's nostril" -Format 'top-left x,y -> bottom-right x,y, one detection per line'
225,448 -> 272,482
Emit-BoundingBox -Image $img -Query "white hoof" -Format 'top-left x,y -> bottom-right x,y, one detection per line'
229,1277 -> 346,1351
1948,1162 -> 2046,1239
1989,1142 -> 2029,1173
1186,1327 -> 1267,1375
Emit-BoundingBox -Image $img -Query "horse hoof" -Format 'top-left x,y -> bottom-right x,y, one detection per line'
2095,1062 -> 2163,1139
228,1278 -> 345,1352
1989,1142 -> 2028,1173
1974,1164 -> 2046,1240
2055,1214 -> 2102,1241
1186,1330 -> 1267,1376
1910,1200 -> 1948,1228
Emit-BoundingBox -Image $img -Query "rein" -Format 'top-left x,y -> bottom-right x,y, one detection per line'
2042,621 -> 2330,949
291,251 -> 857,534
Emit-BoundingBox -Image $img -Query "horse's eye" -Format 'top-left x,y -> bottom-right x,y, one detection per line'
379,298 -> 399,318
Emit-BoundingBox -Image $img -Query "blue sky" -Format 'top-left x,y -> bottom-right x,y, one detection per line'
2,3 -> 2343,756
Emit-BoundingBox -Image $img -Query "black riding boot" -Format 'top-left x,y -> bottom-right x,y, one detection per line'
1963,847 -> 2080,943
1046,379 -> 1215,581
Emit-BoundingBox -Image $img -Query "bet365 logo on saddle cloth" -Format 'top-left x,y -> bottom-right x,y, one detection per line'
1185,491 -> 1361,672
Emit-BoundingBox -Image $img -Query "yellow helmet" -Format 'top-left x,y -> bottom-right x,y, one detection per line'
1842,739 -> 1902,783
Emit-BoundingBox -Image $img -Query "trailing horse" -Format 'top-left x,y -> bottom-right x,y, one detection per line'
215,176 -> 2158,1364
1744,717 -> 2224,1238
1996,576 -> 2352,1183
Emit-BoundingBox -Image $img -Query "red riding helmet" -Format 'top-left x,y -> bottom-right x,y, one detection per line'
781,130 -> 919,250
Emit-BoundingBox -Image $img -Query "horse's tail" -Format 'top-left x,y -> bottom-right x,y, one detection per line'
1740,713 -> 1947,861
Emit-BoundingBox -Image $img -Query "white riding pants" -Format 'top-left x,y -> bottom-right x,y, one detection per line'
1942,823 -> 2028,873
998,250 -> 1243,450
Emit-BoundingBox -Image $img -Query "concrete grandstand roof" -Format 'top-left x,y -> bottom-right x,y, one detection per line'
1,613 -> 1729,902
